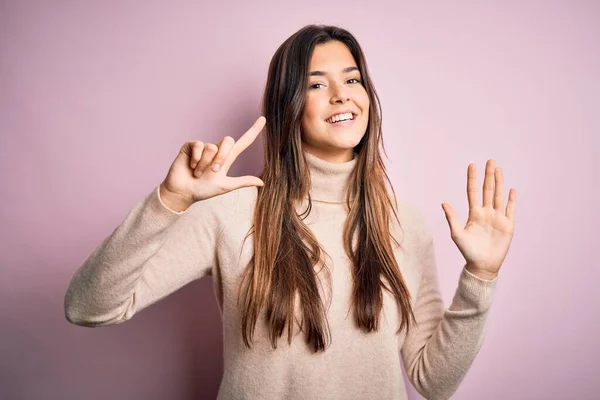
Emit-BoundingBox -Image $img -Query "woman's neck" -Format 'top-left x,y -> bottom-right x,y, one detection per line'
303,149 -> 357,204
302,147 -> 355,163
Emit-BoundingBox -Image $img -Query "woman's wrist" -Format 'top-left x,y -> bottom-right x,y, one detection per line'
159,183 -> 194,212
465,263 -> 499,281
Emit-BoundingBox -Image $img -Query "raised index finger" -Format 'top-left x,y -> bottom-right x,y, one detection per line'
222,116 -> 266,171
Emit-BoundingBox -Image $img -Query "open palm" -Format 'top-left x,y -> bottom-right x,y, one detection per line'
442,160 -> 517,280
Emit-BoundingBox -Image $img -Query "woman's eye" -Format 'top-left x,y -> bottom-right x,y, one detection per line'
309,79 -> 361,89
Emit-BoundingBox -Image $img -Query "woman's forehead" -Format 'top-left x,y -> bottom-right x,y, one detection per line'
309,41 -> 358,73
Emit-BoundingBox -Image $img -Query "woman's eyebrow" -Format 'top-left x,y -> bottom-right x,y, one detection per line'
309,66 -> 359,76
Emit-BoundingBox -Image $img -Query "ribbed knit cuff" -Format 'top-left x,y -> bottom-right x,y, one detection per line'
145,185 -> 187,227
454,266 -> 498,311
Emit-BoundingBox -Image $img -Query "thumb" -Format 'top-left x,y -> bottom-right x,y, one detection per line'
441,203 -> 461,238
224,176 -> 265,191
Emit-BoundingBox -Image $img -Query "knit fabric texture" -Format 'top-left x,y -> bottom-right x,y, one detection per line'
65,150 -> 498,400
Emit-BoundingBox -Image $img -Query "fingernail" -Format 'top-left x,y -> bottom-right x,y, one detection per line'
212,163 -> 221,172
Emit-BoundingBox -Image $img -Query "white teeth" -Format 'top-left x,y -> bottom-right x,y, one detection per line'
327,113 -> 354,123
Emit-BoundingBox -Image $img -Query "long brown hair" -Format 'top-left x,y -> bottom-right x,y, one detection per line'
236,24 -> 415,353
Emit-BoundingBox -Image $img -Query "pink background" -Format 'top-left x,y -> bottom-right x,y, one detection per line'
1,1 -> 598,399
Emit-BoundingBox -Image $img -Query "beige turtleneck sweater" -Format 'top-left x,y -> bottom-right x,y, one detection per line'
64,151 -> 498,400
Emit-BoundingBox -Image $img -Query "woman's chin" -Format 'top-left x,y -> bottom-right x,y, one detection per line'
329,132 -> 365,149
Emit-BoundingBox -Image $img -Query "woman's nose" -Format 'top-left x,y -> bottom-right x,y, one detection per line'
330,85 -> 350,104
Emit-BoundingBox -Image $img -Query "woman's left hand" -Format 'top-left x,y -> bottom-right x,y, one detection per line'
441,160 -> 517,281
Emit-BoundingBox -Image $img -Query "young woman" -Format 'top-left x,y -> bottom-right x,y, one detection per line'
65,25 -> 516,400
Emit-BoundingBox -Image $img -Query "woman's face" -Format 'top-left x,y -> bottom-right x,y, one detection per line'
301,40 -> 370,163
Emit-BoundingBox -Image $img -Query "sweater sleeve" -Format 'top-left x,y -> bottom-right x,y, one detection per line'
399,205 -> 498,400
64,184 -> 239,327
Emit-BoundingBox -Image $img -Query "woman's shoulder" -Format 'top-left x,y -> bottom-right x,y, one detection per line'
395,198 -> 428,229
391,197 -> 434,249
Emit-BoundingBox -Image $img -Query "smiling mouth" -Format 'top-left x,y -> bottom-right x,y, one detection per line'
326,118 -> 357,127
326,114 -> 357,124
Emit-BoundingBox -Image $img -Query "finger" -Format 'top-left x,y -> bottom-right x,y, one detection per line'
195,143 -> 218,176
211,136 -> 235,173
467,163 -> 479,210
178,141 -> 194,160
494,167 -> 504,210
222,116 -> 266,172
189,141 -> 205,170
441,203 -> 461,240
482,159 -> 496,208
222,175 -> 265,191
506,188 -> 516,220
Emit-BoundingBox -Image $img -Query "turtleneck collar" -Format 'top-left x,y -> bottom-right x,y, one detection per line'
303,150 -> 357,204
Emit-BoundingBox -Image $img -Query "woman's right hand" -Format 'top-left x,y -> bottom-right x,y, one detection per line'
159,116 -> 266,211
